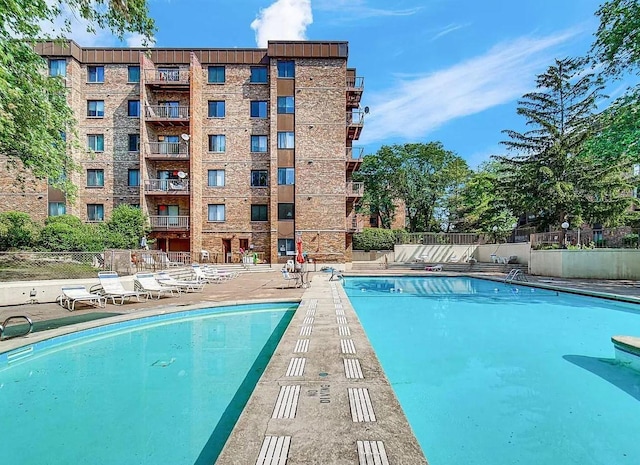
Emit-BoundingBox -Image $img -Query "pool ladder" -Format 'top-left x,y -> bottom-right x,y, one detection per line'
505,269 -> 528,284
0,315 -> 34,341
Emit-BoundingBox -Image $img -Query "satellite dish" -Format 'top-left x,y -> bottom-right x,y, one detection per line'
180,133 -> 190,141
177,171 -> 187,179
364,106 -> 370,114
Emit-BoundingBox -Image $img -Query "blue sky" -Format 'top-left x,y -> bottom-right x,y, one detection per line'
52,0 -> 621,169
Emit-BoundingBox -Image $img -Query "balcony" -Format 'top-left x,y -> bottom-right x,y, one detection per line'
149,215 -> 190,231
146,142 -> 189,160
346,76 -> 364,108
145,105 -> 190,127
346,110 -> 364,140
346,181 -> 364,199
144,179 -> 190,195
346,214 -> 364,233
144,69 -> 190,89
346,146 -> 364,172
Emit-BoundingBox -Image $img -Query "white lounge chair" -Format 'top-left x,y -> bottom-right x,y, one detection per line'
97,271 -> 148,305
191,263 -> 223,283
281,269 -> 301,288
58,285 -> 106,311
156,271 -> 205,292
202,265 -> 238,280
424,264 -> 443,272
134,272 -> 180,299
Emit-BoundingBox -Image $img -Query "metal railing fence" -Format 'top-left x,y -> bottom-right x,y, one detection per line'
0,250 -> 192,282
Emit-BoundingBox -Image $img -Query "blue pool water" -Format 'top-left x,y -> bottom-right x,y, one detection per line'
344,277 -> 640,465
0,303 -> 296,465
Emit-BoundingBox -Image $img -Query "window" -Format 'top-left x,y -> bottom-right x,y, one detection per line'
87,204 -> 104,222
128,100 -> 140,117
251,135 -> 268,153
159,135 -> 180,154
87,66 -> 104,83
278,238 -> 295,256
278,203 -> 294,220
208,204 -> 225,222
87,100 -> 104,117
87,169 -> 104,187
250,67 -> 268,83
128,169 -> 140,187
48,202 -> 66,216
49,59 -> 66,77
208,100 -> 225,118
251,170 -> 268,187
208,66 -> 225,83
128,134 -> 140,152
278,168 -> 295,185
208,170 -> 225,187
250,101 -> 268,118
277,60 -> 295,78
251,205 -> 268,221
277,132 -> 294,149
87,134 -> 104,152
128,66 -> 140,82
277,96 -> 294,114
208,135 -> 226,152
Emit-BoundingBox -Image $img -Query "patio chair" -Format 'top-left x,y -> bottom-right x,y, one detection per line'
134,272 -> 180,299
156,271 -> 205,292
158,252 -> 182,268
191,263 -> 224,283
425,264 -> 443,272
281,269 -> 301,288
97,271 -> 148,305
202,265 -> 238,280
58,285 -> 106,311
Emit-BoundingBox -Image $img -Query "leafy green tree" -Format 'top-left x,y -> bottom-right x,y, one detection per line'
454,162 -> 517,233
590,0 -> 640,77
0,1 -> 155,195
584,1 -> 640,165
100,204 -> 149,249
496,58 -> 632,230
0,211 -> 40,250
355,146 -> 403,229
38,214 -> 103,251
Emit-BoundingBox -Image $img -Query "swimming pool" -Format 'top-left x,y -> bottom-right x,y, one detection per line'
344,276 -> 640,465
0,302 -> 296,465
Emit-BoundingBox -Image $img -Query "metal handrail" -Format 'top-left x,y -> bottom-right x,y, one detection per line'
504,269 -> 528,284
0,315 -> 34,341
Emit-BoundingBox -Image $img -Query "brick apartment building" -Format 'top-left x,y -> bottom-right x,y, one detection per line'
0,40 -> 365,265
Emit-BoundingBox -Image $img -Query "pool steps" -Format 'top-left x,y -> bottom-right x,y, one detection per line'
612,335 -> 640,372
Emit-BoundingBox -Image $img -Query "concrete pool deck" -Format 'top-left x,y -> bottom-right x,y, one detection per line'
2,269 -> 640,464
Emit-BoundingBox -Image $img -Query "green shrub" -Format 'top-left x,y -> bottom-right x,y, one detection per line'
622,233 -> 639,248
38,218 -> 103,252
353,228 -> 402,251
0,211 -> 40,250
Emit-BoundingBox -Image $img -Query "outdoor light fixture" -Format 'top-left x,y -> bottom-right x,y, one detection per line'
562,221 -> 570,230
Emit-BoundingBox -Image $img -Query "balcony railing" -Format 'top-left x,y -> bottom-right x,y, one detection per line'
346,146 -> 364,161
346,76 -> 364,107
144,69 -> 190,85
346,76 -> 364,90
347,215 -> 364,233
145,105 -> 190,119
346,181 -> 364,198
149,215 -> 190,230
144,179 -> 190,194
346,110 -> 364,140
146,142 -> 189,158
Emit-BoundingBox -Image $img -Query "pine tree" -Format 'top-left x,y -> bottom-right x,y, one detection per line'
497,58 -> 633,230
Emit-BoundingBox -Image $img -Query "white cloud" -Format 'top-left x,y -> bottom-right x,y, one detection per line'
251,0 -> 313,48
430,23 -> 469,42
125,33 -> 155,48
359,31 -> 579,146
314,0 -> 422,19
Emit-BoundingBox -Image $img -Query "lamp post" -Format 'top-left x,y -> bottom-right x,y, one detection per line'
492,225 -> 498,244
561,221 -> 569,248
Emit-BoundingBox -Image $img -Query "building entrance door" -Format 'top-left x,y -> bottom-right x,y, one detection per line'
222,239 -> 231,263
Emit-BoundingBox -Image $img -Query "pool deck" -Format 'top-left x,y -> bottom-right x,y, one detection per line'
2,269 -> 640,464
